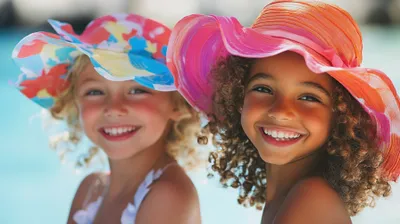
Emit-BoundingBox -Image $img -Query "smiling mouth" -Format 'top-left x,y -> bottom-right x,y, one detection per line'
261,128 -> 302,141
258,126 -> 306,147
100,125 -> 139,137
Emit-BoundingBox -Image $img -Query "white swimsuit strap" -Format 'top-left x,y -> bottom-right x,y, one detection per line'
122,163 -> 179,224
132,162 -> 178,208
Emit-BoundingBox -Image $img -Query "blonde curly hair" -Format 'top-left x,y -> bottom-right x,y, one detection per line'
48,55 -> 209,170
207,55 -> 392,216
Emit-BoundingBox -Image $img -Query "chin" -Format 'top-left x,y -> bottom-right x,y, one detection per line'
258,151 -> 293,165
106,153 -> 137,161
102,146 -> 141,161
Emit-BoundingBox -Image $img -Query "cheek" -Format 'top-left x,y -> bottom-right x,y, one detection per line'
129,101 -> 173,127
241,95 -> 264,133
78,102 -> 102,129
299,106 -> 332,136
242,93 -> 273,115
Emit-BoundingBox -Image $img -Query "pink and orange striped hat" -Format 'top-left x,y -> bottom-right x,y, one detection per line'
167,0 -> 400,181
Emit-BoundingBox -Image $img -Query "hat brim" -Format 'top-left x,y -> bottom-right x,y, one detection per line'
12,14 -> 175,109
167,14 -> 400,180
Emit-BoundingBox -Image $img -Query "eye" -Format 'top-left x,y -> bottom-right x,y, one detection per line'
85,89 -> 103,96
129,88 -> 149,94
299,95 -> 321,103
252,86 -> 273,94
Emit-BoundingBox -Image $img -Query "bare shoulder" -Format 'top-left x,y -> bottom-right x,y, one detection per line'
66,172 -> 106,224
135,165 -> 201,224
274,177 -> 351,224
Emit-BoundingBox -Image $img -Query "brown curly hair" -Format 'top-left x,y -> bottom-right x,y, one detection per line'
48,55 -> 209,170
207,55 -> 392,216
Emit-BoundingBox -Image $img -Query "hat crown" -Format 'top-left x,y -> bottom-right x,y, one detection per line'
251,0 -> 363,67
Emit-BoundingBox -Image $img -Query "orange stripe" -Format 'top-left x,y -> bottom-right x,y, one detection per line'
382,134 -> 400,181
329,70 -> 386,113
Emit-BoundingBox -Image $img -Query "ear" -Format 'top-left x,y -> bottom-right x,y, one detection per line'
238,106 -> 243,114
170,107 -> 185,122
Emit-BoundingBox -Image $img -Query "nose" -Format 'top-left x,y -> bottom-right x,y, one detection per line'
267,96 -> 295,121
104,96 -> 128,118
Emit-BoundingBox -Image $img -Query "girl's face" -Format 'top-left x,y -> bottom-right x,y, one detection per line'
241,51 -> 334,165
74,62 -> 180,161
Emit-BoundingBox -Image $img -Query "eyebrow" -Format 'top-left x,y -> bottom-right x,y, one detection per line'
78,77 -> 101,86
246,73 -> 273,85
246,72 -> 331,97
301,81 -> 331,97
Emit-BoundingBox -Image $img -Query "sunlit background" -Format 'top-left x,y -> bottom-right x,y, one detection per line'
1,0 -> 399,223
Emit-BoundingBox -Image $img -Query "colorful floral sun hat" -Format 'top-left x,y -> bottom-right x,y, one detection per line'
12,13 -> 175,109
167,0 -> 400,180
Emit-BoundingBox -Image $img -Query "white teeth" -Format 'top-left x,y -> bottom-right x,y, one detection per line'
263,128 -> 301,140
104,126 -> 136,136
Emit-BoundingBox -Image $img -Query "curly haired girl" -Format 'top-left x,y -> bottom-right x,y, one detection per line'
167,0 -> 400,223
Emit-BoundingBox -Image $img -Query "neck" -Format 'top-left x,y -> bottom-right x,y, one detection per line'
265,150 -> 325,203
105,130 -> 173,201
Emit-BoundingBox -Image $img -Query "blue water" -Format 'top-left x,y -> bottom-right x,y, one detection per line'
1,27 -> 399,224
